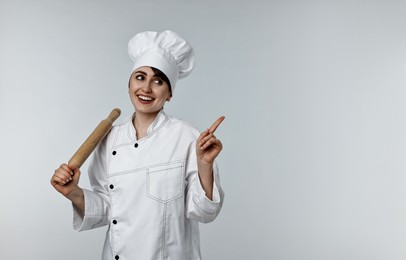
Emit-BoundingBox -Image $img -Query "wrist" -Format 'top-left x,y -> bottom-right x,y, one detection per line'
66,186 -> 83,202
197,161 -> 213,173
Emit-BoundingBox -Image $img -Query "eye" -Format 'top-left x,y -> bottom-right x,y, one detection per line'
134,74 -> 144,81
153,78 -> 164,85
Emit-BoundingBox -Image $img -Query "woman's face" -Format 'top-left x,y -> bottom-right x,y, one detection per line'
129,66 -> 172,117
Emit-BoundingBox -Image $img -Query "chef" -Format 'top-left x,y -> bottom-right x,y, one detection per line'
51,30 -> 225,260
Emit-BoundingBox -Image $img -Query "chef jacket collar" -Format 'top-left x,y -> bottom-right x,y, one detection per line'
128,110 -> 169,141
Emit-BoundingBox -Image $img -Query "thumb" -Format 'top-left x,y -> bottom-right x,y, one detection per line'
73,167 -> 81,176
70,166 -> 81,182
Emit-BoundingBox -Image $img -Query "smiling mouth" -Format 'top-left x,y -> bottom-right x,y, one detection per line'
137,95 -> 155,103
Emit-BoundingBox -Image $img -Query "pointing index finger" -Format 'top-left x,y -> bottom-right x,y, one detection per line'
209,116 -> 225,133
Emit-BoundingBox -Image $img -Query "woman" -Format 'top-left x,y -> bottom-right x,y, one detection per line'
50,30 -> 225,260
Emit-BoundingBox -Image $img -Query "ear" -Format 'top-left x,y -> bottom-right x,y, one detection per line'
166,95 -> 172,102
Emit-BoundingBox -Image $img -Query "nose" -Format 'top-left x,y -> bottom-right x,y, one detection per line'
141,80 -> 152,93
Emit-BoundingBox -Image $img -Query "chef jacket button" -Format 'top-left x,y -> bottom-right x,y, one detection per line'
109,184 -> 114,189
134,143 -> 138,148
115,255 -> 119,260
112,220 -> 117,224
112,151 -> 117,155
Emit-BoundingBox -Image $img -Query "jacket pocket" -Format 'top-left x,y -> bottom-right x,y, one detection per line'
146,162 -> 184,203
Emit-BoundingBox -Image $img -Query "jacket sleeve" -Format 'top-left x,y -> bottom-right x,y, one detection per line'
185,141 -> 225,223
73,137 -> 111,231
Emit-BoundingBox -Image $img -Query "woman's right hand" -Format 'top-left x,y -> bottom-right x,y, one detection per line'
50,163 -> 81,198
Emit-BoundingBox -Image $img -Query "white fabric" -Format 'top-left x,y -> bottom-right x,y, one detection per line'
73,110 -> 224,260
128,30 -> 195,92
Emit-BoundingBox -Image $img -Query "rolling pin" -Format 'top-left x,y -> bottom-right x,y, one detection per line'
68,108 -> 121,168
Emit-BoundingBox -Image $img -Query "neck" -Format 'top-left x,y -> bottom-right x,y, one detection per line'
133,111 -> 160,139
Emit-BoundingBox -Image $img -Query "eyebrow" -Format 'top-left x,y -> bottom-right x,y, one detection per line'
133,70 -> 147,76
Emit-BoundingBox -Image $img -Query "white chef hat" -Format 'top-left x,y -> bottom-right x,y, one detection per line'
128,30 -> 195,92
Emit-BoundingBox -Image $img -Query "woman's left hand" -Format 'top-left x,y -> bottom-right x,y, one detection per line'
196,116 -> 225,165
196,116 -> 225,200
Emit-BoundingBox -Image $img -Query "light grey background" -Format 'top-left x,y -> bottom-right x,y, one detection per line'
1,0 -> 406,259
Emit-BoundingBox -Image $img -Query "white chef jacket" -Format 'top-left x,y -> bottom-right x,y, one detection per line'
73,110 -> 224,260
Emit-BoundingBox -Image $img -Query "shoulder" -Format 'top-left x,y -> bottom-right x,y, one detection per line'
110,118 -> 129,134
166,115 -> 199,136
159,115 -> 200,147
109,117 -> 130,137
104,115 -> 133,146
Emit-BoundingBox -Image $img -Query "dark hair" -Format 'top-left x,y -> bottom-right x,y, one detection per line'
128,67 -> 172,94
151,67 -> 172,94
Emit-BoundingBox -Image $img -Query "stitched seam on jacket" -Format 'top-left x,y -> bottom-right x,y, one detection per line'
146,162 -> 185,203
126,113 -> 169,142
161,203 -> 168,260
108,159 -> 185,177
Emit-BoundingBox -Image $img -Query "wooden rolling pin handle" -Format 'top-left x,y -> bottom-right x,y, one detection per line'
106,108 -> 121,124
68,108 -> 121,169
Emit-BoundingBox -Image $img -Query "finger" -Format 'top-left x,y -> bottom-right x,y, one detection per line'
199,132 -> 214,146
52,175 -> 70,186
54,168 -> 71,178
208,116 -> 225,134
201,137 -> 221,150
55,169 -> 73,181
54,171 -> 72,183
71,168 -> 81,181
197,128 -> 210,142
61,163 -> 74,176
67,164 -> 79,172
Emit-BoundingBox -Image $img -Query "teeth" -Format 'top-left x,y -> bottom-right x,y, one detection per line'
139,95 -> 153,101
